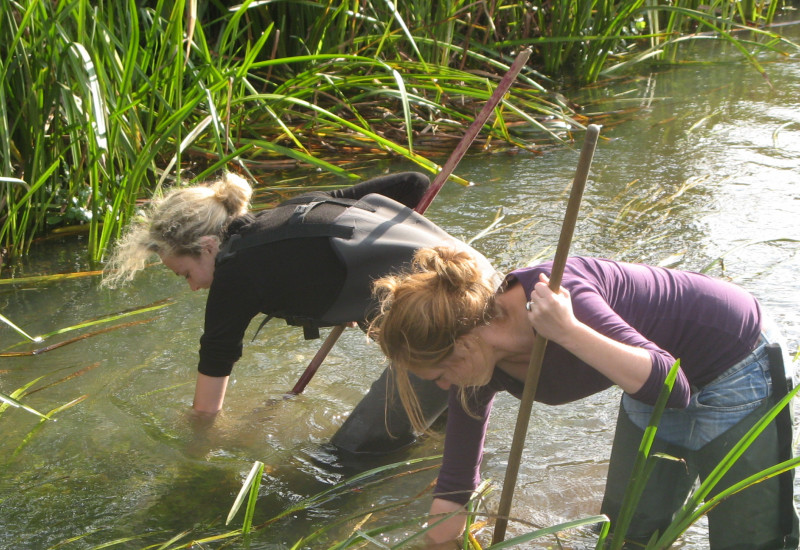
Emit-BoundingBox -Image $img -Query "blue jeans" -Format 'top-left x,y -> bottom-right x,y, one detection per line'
622,317 -> 792,450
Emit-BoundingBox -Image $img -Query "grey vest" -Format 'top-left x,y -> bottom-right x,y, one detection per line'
216,193 -> 498,338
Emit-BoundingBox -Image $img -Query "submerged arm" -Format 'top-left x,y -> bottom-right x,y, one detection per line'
193,372 -> 229,413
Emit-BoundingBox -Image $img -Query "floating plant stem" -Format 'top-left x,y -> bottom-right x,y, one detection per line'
485,515 -> 610,549
0,390 -> 50,420
2,298 -> 174,352
0,318 -> 158,357
0,269 -> 103,285
10,395 -> 88,461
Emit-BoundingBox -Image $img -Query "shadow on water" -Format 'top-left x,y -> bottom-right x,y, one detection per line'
2,23 -> 800,550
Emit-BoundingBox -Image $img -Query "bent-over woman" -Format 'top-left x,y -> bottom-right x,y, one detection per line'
103,172 -> 500,454
369,247 -> 798,549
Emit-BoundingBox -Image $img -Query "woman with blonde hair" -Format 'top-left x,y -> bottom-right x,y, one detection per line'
370,247 -> 798,548
103,172 -> 498,454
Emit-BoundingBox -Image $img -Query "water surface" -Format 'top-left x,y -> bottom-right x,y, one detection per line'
2,24 -> 800,550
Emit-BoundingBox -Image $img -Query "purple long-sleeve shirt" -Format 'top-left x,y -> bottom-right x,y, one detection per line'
435,257 -> 762,504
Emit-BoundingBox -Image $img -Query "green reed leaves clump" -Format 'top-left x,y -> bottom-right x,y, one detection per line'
0,0 -> 575,264
2,1 -> 794,264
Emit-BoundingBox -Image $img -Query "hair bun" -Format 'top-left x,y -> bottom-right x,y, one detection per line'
415,247 -> 481,292
212,172 -> 253,217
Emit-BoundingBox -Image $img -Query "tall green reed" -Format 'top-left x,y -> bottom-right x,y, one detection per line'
2,0 -> 794,263
2,0 -> 579,264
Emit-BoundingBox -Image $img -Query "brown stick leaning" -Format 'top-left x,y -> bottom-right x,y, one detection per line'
289,49 -> 533,395
492,124 -> 601,543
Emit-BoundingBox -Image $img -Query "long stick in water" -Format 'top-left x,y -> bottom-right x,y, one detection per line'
492,124 -> 601,543
288,49 -> 533,395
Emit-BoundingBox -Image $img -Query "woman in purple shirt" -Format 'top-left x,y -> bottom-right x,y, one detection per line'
370,247 -> 798,549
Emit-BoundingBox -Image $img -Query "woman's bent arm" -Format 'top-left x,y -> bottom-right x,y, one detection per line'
193,372 -> 229,413
529,274 -> 652,394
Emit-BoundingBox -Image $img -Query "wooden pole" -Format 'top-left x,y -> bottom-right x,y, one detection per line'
412,49 -> 532,214
492,124 -> 601,543
289,49 -> 533,395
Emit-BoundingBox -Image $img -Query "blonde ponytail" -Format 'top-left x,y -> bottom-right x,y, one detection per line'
102,173 -> 253,287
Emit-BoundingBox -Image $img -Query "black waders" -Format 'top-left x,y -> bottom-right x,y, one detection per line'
330,367 -> 449,454
601,343 -> 799,549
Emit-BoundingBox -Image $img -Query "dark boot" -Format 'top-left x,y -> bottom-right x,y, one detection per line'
600,401 -> 697,545
330,366 -> 448,454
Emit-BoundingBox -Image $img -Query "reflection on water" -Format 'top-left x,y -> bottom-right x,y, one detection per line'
2,25 -> 800,550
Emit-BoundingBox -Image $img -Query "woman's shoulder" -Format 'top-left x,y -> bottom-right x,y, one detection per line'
224,213 -> 256,236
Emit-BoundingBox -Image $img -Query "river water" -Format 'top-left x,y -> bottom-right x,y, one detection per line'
2,23 -> 800,550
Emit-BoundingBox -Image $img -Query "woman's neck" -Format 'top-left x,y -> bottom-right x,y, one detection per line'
479,283 -> 536,377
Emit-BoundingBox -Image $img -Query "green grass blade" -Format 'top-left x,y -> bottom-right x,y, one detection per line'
650,457 -> 800,550
242,461 -> 265,534
610,359 -> 681,550
0,269 -> 104,286
486,515 -> 610,549
0,390 -> 50,420
0,318 -> 157,357
269,455 -> 442,526
391,68 -> 413,153
2,299 -> 173,351
0,312 -> 43,343
226,460 -> 264,527
380,0 -> 427,69
156,115 -> 212,189
68,42 -> 108,152
651,383 -> 800,548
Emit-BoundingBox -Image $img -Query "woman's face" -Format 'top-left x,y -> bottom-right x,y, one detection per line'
159,237 -> 219,291
406,332 -> 495,390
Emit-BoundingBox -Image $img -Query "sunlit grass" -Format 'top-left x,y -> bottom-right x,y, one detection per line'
0,299 -> 174,355
0,0 -> 577,264
3,1 -> 796,264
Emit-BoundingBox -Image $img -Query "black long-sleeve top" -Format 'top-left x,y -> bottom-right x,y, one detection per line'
198,172 -> 430,377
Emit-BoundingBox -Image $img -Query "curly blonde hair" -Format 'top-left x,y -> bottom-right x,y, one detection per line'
369,246 -> 497,433
102,173 -> 252,288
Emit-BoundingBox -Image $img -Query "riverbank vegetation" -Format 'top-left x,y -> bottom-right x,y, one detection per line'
1,0 -> 797,264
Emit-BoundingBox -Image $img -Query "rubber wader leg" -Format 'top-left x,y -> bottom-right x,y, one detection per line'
600,401 -> 698,544
330,366 -> 449,454
699,347 -> 799,550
